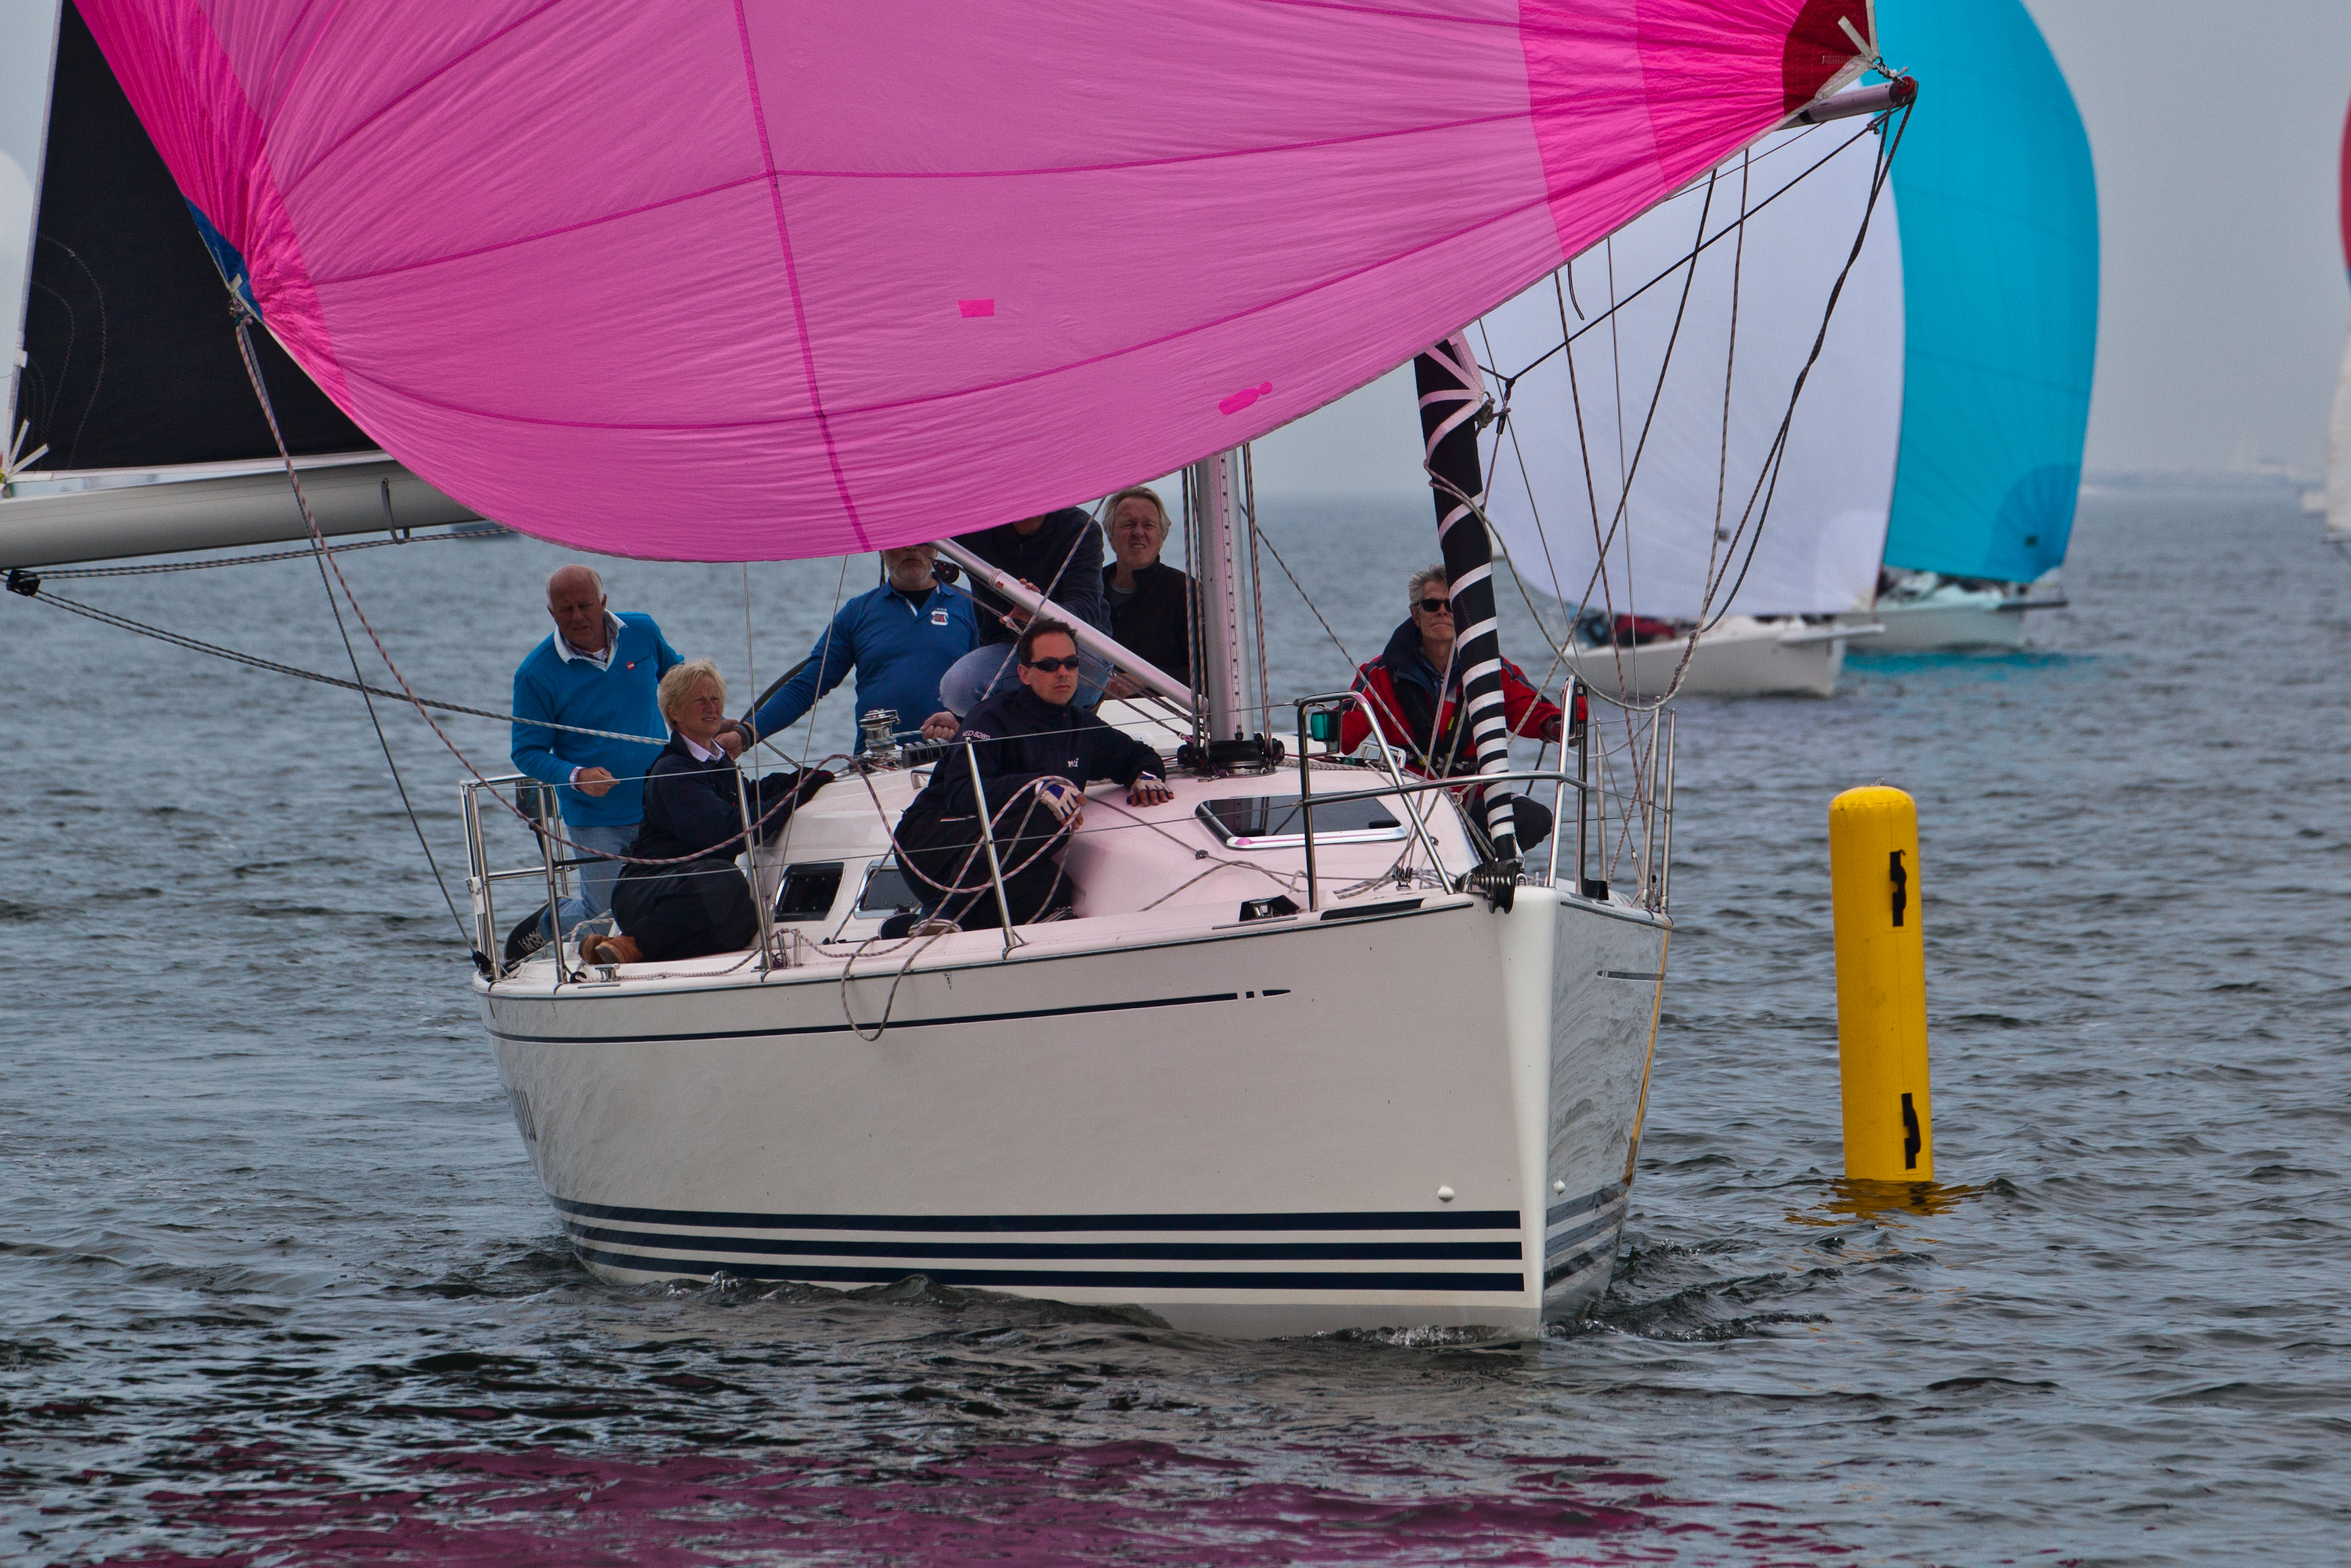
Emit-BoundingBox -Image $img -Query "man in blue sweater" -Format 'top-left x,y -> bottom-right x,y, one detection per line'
735,545 -> 974,757
511,564 -> 681,927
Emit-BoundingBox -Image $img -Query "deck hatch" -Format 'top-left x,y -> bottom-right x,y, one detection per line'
1197,793 -> 1406,849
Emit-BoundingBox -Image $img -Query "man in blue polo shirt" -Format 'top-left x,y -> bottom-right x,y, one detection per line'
735,544 -> 975,757
511,564 -> 681,928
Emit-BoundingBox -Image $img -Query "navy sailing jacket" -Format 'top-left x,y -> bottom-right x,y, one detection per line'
619,737 -> 829,876
909,687 -> 1163,820
954,507 -> 1109,647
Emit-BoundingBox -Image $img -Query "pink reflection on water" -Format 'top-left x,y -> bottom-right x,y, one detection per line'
102,1437 -> 1855,1565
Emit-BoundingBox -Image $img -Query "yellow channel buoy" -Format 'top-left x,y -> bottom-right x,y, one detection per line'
1828,786 -> 1933,1181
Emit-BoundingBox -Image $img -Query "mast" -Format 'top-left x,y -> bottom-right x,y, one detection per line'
1186,449 -> 1248,742
1415,334 -> 1519,877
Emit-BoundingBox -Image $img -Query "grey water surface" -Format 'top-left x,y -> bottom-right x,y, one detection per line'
2,488 -> 2345,1565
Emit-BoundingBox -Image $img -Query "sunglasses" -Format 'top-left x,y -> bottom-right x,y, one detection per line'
1023,655 -> 1083,673
1417,598 -> 1453,615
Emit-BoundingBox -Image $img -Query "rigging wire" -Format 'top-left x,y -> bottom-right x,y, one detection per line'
233,314 -> 469,942
27,528 -> 484,579
1493,120 -> 1873,387
13,583 -> 664,743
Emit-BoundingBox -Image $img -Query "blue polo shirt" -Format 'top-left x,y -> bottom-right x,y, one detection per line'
752,581 -> 976,753
510,611 -> 681,827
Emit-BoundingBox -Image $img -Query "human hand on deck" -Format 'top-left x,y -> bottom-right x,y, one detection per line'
1103,671 -> 1144,698
573,766 -> 617,798
920,711 -> 958,741
1126,776 -> 1174,807
715,726 -> 746,758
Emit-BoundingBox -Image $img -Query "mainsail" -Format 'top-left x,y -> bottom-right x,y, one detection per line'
1,2 -> 63,465
1478,123 -> 1905,622
1874,0 -> 2097,585
74,0 -> 1876,562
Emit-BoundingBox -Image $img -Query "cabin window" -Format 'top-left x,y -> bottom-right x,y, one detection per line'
772,862 -> 844,922
856,860 -> 923,915
1195,794 -> 1407,850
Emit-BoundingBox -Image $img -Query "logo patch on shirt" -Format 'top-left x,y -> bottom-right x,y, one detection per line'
625,662 -> 636,670
931,610 -> 949,625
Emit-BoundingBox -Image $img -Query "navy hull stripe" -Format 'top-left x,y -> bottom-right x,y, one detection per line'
549,1194 -> 1522,1233
1542,1210 -> 1620,1260
573,1243 -> 1526,1293
492,990 -> 1244,1046
564,1220 -> 1522,1263
1543,1239 -> 1617,1289
1545,1181 -> 1628,1228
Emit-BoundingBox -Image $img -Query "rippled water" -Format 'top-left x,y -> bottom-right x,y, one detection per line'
4,487 -> 2347,1565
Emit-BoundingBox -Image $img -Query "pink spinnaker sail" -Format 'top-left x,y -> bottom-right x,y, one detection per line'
77,0 -> 1871,560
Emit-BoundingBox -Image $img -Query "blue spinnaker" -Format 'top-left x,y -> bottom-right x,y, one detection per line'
1878,0 -> 2098,583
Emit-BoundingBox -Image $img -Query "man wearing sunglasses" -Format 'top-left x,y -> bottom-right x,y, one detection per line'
1338,564 -> 1567,852
892,619 -> 1174,930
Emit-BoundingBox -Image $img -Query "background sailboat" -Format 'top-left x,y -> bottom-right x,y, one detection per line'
1862,0 -> 2098,650
2324,95 -> 2351,547
1478,119 -> 1905,700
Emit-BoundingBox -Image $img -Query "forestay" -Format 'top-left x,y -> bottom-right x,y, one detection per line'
75,0 -> 1874,562
1478,124 -> 1903,622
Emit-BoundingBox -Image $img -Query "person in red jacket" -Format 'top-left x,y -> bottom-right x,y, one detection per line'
1338,565 -> 1567,851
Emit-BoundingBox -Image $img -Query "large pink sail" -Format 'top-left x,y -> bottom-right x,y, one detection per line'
76,0 -> 1871,560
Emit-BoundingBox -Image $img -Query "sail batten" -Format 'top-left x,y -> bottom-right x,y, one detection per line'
73,0 -> 1871,562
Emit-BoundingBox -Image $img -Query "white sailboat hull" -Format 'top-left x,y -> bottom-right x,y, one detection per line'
1565,617 -> 1862,700
484,888 -> 1668,1339
1864,599 -> 2031,652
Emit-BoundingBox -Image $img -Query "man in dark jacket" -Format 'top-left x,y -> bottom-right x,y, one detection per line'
1337,565 -> 1565,851
581,660 -> 830,966
896,619 -> 1172,930
938,506 -> 1112,714
1099,484 -> 1193,694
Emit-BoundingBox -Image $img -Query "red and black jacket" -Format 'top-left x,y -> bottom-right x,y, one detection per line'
1338,619 -> 1565,776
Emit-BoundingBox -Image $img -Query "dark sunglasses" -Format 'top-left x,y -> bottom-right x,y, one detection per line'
1416,598 -> 1452,615
1023,655 -> 1083,673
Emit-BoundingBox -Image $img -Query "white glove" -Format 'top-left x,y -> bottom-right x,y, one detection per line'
1035,778 -> 1084,824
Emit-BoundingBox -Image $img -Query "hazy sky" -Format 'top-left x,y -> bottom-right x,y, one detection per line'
1249,0 -> 2351,501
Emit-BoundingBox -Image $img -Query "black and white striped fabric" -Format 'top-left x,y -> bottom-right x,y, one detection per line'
1414,334 -> 1519,865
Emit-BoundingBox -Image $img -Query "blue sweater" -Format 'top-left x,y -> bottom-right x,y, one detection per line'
510,611 -> 681,827
750,581 -> 976,753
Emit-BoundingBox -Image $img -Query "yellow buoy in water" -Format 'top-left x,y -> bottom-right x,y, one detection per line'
1828,786 -> 1933,1181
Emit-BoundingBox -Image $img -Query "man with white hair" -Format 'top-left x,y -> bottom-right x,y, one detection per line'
511,563 -> 681,926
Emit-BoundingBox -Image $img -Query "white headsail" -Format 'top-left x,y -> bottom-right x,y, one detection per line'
1478,126 -> 1904,624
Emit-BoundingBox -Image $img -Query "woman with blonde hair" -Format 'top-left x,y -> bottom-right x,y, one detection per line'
581,660 -> 831,966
